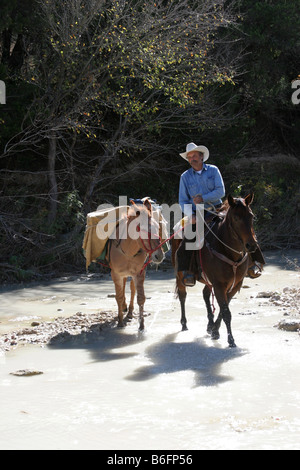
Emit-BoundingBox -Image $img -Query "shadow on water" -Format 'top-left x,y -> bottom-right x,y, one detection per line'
48,321 -> 146,363
125,332 -> 247,388
88,327 -> 146,362
49,322 -> 247,388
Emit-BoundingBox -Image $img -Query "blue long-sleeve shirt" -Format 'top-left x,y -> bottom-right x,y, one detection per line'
179,164 -> 225,216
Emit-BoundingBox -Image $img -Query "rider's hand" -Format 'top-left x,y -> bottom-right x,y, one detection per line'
193,195 -> 203,205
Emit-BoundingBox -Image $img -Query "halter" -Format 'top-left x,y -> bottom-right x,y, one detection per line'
136,224 -> 160,253
136,224 -> 166,274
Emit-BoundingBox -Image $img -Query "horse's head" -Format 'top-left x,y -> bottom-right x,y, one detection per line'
128,199 -> 165,264
227,193 -> 258,253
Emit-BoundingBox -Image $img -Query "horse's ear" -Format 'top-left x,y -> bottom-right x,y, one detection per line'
228,194 -> 236,207
129,200 -> 140,216
245,192 -> 254,206
143,198 -> 152,214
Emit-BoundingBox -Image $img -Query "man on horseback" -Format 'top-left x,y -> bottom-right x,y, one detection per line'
176,142 -> 225,286
176,142 -> 264,286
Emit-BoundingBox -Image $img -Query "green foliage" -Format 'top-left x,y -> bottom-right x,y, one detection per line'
225,156 -> 300,248
229,0 -> 300,151
0,0 -> 299,278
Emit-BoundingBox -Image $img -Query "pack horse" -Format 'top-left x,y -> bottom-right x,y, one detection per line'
107,199 -> 165,331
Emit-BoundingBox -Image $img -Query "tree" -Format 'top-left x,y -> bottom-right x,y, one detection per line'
231,0 -> 300,153
0,0 -> 243,276
2,0 -> 239,217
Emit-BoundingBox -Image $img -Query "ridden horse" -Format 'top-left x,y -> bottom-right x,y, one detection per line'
107,199 -> 164,331
172,193 -> 258,347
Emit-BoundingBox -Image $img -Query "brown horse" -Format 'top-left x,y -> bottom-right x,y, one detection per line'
107,199 -> 165,331
172,193 -> 258,347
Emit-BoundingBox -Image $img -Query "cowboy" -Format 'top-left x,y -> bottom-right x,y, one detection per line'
176,142 -> 225,286
176,142 -> 265,287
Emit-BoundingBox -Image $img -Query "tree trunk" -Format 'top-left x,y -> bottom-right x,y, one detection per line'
47,133 -> 58,224
1,30 -> 12,64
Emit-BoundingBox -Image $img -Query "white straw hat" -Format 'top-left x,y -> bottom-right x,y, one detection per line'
179,142 -> 209,162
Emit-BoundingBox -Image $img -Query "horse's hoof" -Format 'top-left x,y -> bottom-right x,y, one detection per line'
207,325 -> 213,335
117,321 -> 125,328
211,331 -> 220,340
228,335 -> 236,347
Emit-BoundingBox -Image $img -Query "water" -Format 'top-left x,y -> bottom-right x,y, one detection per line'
0,251 -> 299,450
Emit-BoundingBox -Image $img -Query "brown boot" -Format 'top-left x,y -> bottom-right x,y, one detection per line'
182,272 -> 196,287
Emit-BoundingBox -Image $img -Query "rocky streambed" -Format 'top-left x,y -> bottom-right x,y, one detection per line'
0,310 -> 117,353
1,286 -> 299,354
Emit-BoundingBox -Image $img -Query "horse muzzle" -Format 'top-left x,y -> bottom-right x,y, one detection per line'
151,249 -> 165,264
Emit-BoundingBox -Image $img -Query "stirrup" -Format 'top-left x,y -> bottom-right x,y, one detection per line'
247,263 -> 262,279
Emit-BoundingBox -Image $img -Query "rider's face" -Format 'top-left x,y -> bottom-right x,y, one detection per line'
186,151 -> 204,171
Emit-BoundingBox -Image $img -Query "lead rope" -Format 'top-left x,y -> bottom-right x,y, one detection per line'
139,224 -> 186,275
197,220 -> 216,315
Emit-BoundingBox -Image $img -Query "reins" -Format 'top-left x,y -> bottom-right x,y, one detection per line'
199,209 -> 244,256
197,207 -> 249,293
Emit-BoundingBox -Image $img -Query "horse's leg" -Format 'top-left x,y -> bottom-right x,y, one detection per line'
220,302 -> 236,347
203,285 -> 214,334
122,277 -> 128,313
211,283 -> 236,347
216,280 -> 243,347
127,278 -> 135,320
177,272 -> 187,331
211,309 -> 222,341
111,271 -> 126,327
172,240 -> 188,330
134,272 -> 146,331
227,280 -> 243,304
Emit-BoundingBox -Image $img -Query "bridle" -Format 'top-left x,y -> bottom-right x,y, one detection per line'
136,223 -> 161,254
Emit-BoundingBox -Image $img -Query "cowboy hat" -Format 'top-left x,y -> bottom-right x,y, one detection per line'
180,142 -> 209,162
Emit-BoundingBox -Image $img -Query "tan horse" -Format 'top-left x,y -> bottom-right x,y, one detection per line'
106,199 -> 165,331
